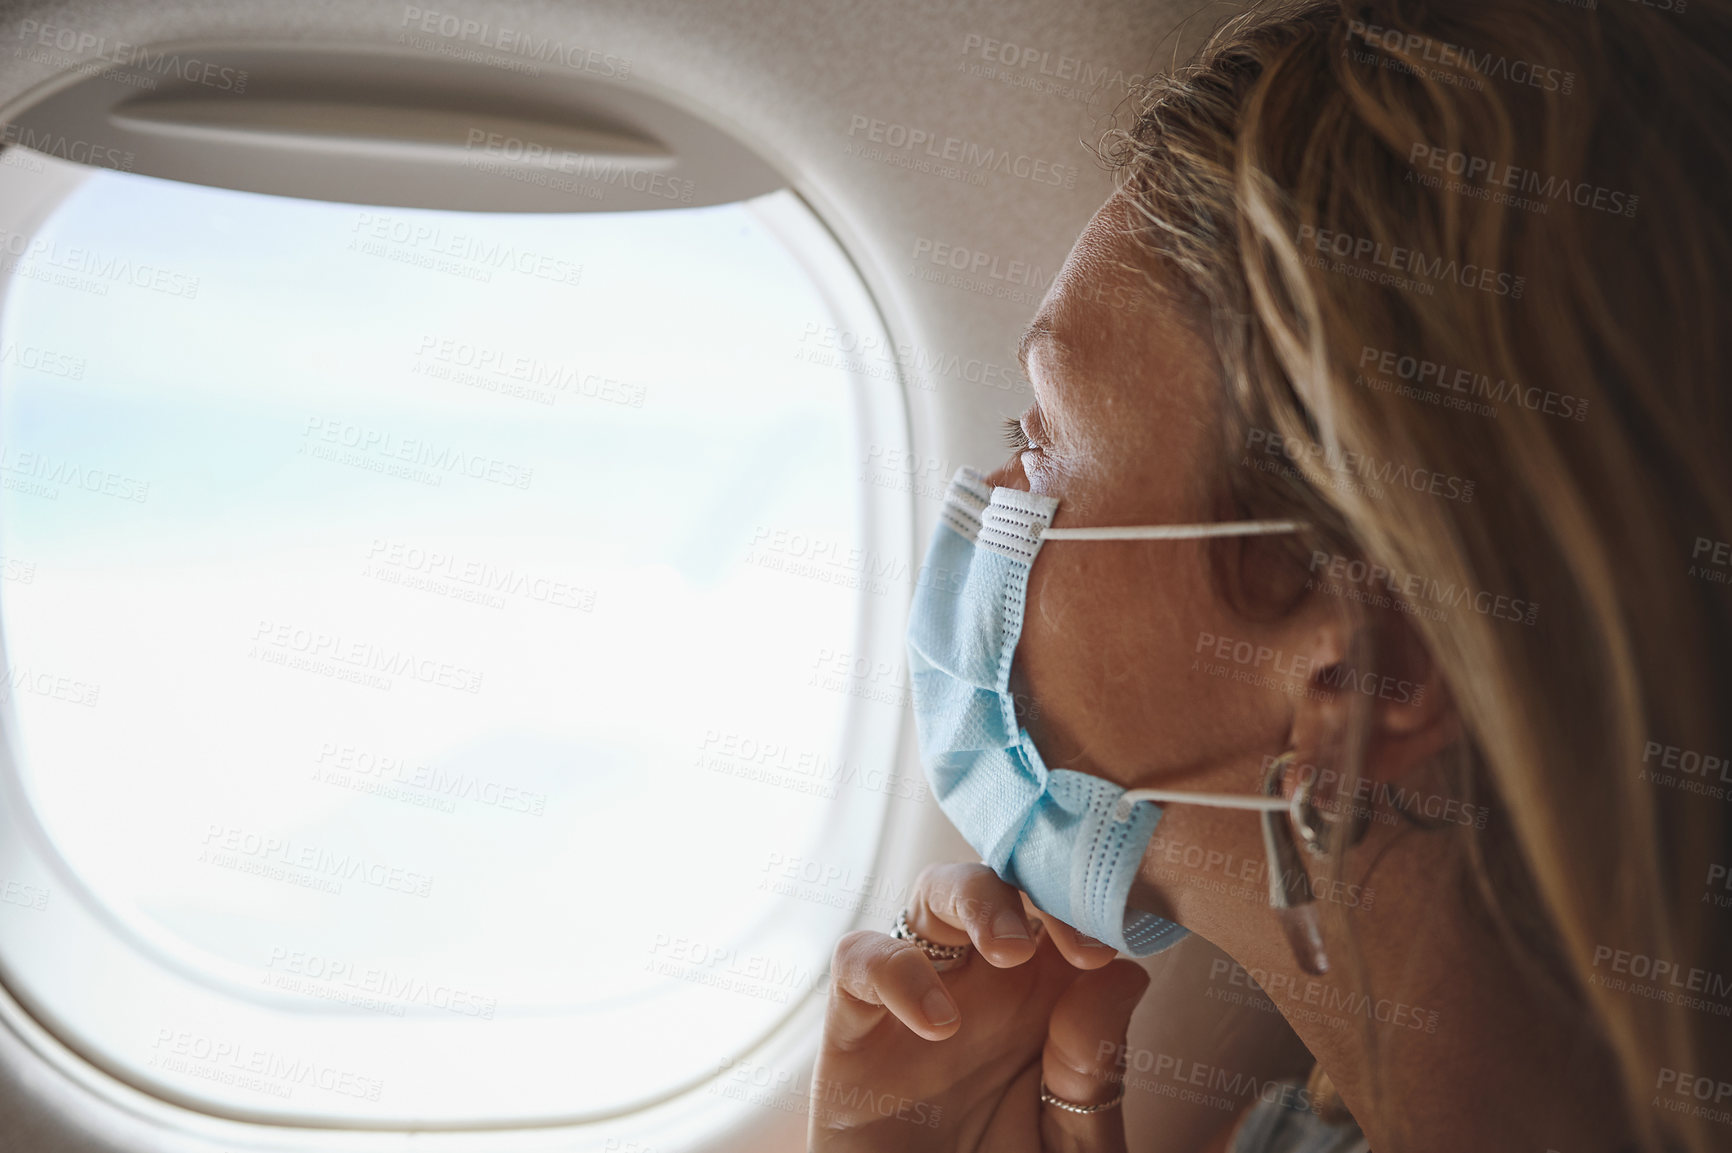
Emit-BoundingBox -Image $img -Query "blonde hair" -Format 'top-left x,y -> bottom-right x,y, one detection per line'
1102,2 -> 1732,1149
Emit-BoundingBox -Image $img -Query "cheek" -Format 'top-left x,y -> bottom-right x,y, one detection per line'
1012,545 -> 1251,781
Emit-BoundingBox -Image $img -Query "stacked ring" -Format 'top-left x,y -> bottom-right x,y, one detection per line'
1039,1080 -> 1126,1114
891,909 -> 972,964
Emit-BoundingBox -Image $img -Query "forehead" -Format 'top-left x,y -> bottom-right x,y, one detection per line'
1019,203 -> 1133,374
1018,193 -> 1220,469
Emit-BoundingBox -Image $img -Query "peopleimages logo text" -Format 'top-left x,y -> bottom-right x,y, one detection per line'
845,115 -> 1077,187
1297,224 -> 1525,299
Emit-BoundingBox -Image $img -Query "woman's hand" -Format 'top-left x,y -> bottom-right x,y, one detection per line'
810,862 -> 1151,1152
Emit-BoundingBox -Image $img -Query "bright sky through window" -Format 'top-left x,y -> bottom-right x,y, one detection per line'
0,161 -> 898,1121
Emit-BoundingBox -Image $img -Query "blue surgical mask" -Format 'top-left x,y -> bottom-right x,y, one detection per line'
906,466 -> 1306,956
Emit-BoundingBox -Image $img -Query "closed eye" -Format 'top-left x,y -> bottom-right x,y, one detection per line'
1001,414 -> 1032,451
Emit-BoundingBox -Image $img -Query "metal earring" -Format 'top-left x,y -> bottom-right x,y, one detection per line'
1261,751 -> 1330,975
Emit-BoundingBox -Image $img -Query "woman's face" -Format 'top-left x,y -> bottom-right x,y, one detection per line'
987,192 -> 1343,931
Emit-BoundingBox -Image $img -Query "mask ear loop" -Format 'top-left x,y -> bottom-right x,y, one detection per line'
1049,516 -> 1328,969
1112,753 -> 1332,975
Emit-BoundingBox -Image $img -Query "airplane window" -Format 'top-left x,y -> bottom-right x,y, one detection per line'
0,153 -> 907,1124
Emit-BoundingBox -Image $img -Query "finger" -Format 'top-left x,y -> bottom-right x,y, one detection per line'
825,929 -> 962,1048
1039,959 -> 1149,1153
906,862 -> 1038,966
1021,892 -> 1121,970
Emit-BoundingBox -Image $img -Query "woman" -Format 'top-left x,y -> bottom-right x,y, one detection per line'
809,1 -> 1732,1151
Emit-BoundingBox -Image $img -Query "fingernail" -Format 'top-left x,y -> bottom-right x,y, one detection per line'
1076,932 -> 1111,950
920,985 -> 958,1028
990,908 -> 1029,941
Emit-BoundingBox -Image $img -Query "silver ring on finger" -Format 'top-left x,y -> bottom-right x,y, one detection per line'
1040,1080 -> 1125,1114
891,909 -> 971,970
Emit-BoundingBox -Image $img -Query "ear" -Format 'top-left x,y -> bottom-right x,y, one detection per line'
1284,601 -> 1460,792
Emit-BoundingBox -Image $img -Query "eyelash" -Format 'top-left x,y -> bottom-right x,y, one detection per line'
1002,415 -> 1033,451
